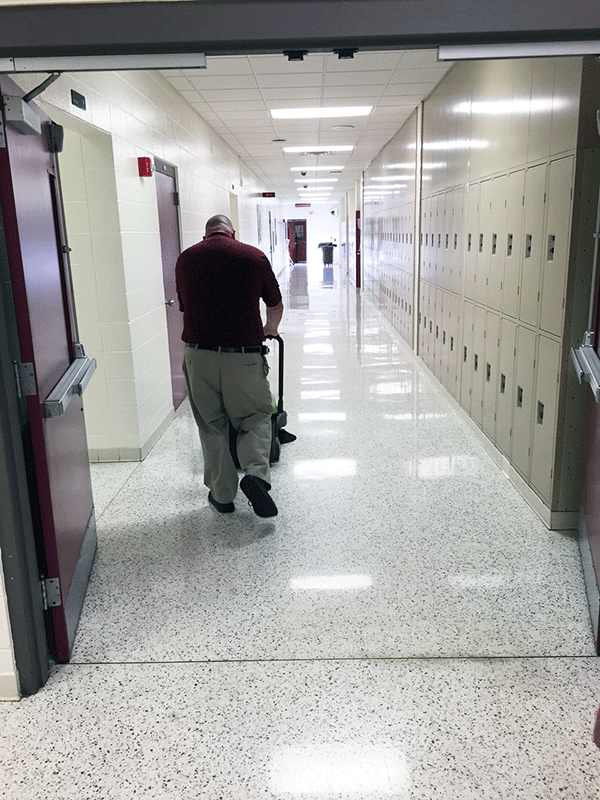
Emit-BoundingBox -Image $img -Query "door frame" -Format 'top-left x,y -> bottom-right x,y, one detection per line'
0,213 -> 49,696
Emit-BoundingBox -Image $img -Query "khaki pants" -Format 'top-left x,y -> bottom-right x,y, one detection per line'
183,346 -> 273,503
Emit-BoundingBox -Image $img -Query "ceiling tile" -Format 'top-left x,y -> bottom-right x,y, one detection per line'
257,73 -> 323,89
187,75 -> 259,91
262,87 -> 323,101
324,52 -> 403,72
200,89 -> 263,103
202,57 -> 253,75
325,71 -> 393,87
250,54 -> 325,74
207,100 -> 267,112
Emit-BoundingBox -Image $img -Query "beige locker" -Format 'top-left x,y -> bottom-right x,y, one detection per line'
530,335 -> 561,503
421,196 -> 431,283
460,300 -> 475,411
449,188 -> 465,295
519,164 -> 547,327
433,193 -> 441,287
441,292 -> 451,390
447,294 -> 461,398
511,325 -> 537,480
464,183 -> 480,301
482,311 -> 501,440
540,156 -> 574,337
502,169 -> 525,319
471,305 -> 487,426
476,179 -> 494,306
487,175 -> 507,312
418,279 -> 427,357
496,318 -> 517,457
433,288 -> 444,378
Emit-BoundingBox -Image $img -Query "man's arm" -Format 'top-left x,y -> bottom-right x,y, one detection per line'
264,301 -> 284,337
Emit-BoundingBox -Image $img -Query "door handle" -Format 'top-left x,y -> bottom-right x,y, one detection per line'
165,299 -> 175,306
43,356 -> 97,418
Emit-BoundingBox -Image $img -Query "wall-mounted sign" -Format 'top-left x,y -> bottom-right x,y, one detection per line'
295,203 -> 311,207
262,192 -> 276,197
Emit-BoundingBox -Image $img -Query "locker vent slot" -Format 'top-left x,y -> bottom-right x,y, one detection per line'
492,234 -> 497,254
517,386 -> 523,408
547,234 -> 555,261
525,234 -> 532,258
500,373 -> 506,393
537,401 -> 544,425
486,363 -> 491,382
474,354 -> 479,371
507,233 -> 513,256
479,233 -> 484,253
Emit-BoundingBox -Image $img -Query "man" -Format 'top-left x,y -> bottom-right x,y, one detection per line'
176,214 -> 284,518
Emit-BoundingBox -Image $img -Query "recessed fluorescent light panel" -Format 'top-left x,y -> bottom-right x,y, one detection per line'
290,166 -> 344,172
283,146 -> 353,153
271,106 -> 372,119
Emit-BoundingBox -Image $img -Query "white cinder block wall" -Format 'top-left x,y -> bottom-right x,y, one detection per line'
12,68 -> 281,461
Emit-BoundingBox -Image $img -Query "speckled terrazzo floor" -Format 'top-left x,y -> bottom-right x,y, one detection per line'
1,266 -> 599,798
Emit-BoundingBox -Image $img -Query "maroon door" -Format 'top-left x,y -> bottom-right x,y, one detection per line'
0,78 -> 95,662
155,159 -> 185,408
287,219 -> 307,264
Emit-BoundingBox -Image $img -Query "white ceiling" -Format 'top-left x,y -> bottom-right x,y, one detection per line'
161,49 -> 452,203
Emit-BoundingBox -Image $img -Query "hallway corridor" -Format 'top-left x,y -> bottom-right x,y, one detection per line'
1,263 -> 600,798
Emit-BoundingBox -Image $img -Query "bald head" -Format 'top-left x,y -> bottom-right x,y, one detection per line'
205,214 -> 235,236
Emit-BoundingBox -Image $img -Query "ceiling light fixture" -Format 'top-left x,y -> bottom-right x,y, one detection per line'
438,41 -> 600,60
294,178 -> 338,183
290,166 -> 344,172
271,106 -> 371,119
283,146 -> 353,153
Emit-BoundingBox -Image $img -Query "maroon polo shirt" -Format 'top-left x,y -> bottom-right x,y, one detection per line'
175,232 -> 282,346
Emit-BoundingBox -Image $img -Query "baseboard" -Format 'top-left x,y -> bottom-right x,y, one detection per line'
579,512 -> 600,651
0,672 -> 20,701
88,408 -> 175,464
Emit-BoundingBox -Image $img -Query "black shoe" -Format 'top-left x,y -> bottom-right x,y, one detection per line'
278,428 -> 297,444
240,475 -> 278,518
208,492 -> 235,513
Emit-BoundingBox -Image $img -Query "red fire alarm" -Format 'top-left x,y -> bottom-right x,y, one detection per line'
138,157 -> 154,177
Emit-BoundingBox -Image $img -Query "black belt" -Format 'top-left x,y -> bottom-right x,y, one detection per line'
186,343 -> 268,354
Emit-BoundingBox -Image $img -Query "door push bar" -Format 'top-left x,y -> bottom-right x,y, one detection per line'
570,331 -> 600,403
43,354 -> 97,418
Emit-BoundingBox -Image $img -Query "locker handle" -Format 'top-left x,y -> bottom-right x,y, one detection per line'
517,386 -> 523,408
500,373 -> 506,394
507,233 -> 513,256
537,401 -> 544,425
547,234 -> 555,261
525,234 -> 532,258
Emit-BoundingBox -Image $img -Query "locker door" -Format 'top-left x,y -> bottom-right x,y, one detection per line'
433,288 -> 444,378
540,156 -> 574,337
488,175 -> 507,312
471,305 -> 487,426
460,300 -> 474,411
519,164 -> 547,327
448,294 -> 460,398
419,280 -> 427,357
502,169 -> 525,319
496,318 -> 517,457
511,325 -> 537,480
440,191 -> 451,292
449,188 -> 464,295
464,183 -> 480,301
476,179 -> 494,306
530,335 -> 561,503
482,311 -> 501,440
432,194 -> 441,287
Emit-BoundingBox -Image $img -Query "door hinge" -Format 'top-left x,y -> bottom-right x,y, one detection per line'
0,112 -> 5,149
174,191 -> 180,206
40,577 -> 61,610
12,361 -> 37,399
